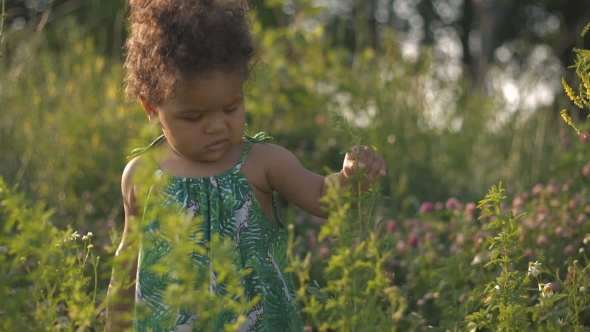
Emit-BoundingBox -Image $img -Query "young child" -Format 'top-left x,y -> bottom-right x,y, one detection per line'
105,0 -> 386,331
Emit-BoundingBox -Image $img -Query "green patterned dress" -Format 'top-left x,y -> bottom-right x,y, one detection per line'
131,133 -> 304,332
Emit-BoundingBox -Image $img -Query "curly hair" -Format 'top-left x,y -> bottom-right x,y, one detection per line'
123,0 -> 255,104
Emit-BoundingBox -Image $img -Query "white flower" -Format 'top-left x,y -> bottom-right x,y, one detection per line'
539,283 -> 553,298
467,321 -> 477,332
71,231 -> 80,239
580,286 -> 586,292
471,254 -> 483,265
494,284 -> 500,291
528,261 -> 541,277
87,244 -> 94,250
86,232 -> 93,238
82,236 -> 89,241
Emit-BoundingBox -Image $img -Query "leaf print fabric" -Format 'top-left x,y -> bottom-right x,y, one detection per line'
133,133 -> 305,332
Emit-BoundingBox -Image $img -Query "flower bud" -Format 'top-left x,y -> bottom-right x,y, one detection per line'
408,233 -> 418,248
386,220 -> 397,233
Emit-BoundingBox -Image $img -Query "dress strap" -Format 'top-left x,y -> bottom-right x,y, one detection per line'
127,134 -> 166,159
236,132 -> 272,169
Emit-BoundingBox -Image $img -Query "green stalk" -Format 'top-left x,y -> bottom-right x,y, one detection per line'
92,255 -> 99,303
353,139 -> 362,329
0,0 -> 5,58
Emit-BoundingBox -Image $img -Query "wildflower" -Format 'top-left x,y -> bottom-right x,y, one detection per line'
512,196 -> 524,208
408,233 -> 418,248
560,129 -> 568,138
434,202 -> 444,211
580,133 -> 589,142
528,261 -> 541,277
532,184 -> 544,195
71,231 -> 80,239
583,234 -> 590,245
456,233 -> 465,245
558,318 -> 565,326
523,248 -> 533,259
580,286 -> 586,292
465,202 -> 476,215
396,241 -> 406,255
467,321 -> 477,332
419,202 -> 434,214
87,244 -> 94,250
445,197 -> 461,210
538,205 -> 549,214
547,183 -> 558,196
555,226 -> 564,237
82,235 -> 89,241
55,243 -> 61,248
566,270 -> 575,285
583,164 -> 590,177
86,232 -> 93,238
471,254 -> 483,265
385,220 -> 396,233
539,283 -> 553,298
536,234 -> 549,246
564,245 -> 575,256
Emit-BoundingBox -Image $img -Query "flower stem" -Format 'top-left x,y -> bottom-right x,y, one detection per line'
0,0 -> 5,57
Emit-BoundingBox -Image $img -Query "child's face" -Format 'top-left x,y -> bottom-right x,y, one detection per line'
147,70 -> 246,162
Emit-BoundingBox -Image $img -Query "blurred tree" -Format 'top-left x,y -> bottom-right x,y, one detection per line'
4,0 -> 589,86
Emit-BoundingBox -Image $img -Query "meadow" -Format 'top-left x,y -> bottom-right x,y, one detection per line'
1,3 -> 590,331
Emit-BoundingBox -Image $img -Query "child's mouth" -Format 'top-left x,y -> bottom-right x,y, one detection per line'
206,139 -> 227,151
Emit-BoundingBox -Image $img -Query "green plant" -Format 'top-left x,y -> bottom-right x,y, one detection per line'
289,111 -> 408,331
561,23 -> 590,136
465,183 -> 590,332
0,178 -> 104,331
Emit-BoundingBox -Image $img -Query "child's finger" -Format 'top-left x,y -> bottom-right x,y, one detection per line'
366,158 -> 383,181
357,147 -> 375,171
348,145 -> 363,161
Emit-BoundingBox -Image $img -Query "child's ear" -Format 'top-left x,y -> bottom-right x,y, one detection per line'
140,96 -> 158,122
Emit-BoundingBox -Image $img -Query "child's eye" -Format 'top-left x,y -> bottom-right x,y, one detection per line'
184,116 -> 202,122
224,107 -> 238,114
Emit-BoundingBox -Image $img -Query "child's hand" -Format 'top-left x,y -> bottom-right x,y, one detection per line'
342,145 -> 386,183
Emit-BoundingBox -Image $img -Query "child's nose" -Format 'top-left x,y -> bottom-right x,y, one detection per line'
205,114 -> 227,133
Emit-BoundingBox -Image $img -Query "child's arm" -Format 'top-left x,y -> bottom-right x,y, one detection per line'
105,159 -> 142,332
263,144 -> 386,218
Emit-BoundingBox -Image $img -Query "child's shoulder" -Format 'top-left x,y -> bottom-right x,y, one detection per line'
249,141 -> 295,161
247,141 -> 302,176
121,154 -> 156,191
